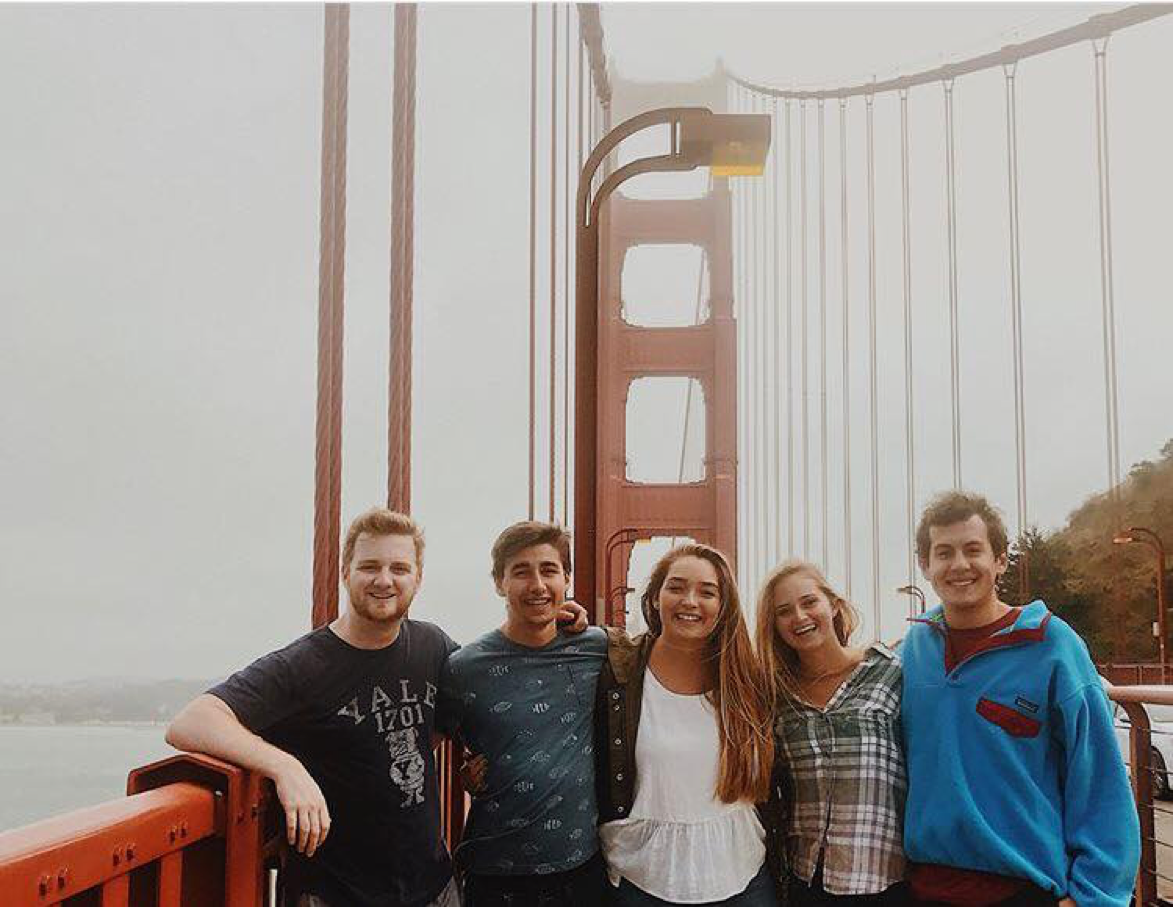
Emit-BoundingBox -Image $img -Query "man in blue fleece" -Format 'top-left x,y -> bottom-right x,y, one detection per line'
901,491 -> 1139,907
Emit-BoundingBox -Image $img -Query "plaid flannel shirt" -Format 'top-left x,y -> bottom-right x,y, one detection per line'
775,643 -> 906,895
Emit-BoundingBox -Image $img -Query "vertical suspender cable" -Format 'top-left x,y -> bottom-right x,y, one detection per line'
1004,63 -> 1029,597
1092,38 -> 1122,502
839,98 -> 853,600
866,91 -> 881,639
747,89 -> 758,583
388,3 -> 417,515
800,101 -> 810,558
785,100 -> 795,557
735,85 -> 746,578
743,87 -> 753,581
564,20 -> 579,527
756,91 -> 769,584
548,4 -> 559,522
527,3 -> 538,520
747,91 -> 758,582
818,99 -> 829,573
1092,36 -> 1125,659
563,12 -> 573,527
771,99 -> 782,564
746,86 -> 755,579
312,3 -> 349,628
943,79 -> 963,489
899,88 -> 916,598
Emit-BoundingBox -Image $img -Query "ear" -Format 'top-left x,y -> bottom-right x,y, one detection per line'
494,577 -> 506,598
994,551 -> 1009,576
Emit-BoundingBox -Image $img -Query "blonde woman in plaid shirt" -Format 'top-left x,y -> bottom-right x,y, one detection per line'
754,561 -> 907,905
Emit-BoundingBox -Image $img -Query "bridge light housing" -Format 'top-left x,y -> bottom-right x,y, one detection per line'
679,112 -> 771,177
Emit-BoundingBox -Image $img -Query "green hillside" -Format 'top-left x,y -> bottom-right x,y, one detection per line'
1000,439 -> 1173,662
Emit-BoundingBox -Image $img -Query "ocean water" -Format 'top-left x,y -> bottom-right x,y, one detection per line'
0,725 -> 174,832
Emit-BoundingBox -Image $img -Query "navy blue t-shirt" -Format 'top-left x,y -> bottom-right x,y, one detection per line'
208,620 -> 457,907
440,626 -> 607,876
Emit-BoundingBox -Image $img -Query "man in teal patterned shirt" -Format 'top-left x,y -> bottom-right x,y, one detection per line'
440,521 -> 608,906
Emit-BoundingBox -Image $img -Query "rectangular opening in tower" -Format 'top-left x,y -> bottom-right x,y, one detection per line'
626,376 -> 706,484
622,243 -> 710,327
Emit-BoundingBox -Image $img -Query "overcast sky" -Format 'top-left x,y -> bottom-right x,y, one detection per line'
2,2 -> 1170,683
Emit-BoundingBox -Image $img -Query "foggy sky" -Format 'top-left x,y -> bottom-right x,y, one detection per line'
2,2 -> 1170,683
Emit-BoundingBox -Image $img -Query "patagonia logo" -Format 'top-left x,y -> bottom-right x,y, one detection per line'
1014,696 -> 1040,714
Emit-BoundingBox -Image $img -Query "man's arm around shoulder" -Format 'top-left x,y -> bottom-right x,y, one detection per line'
166,694 -> 330,857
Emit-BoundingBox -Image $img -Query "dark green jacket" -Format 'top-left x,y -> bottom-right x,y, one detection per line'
594,629 -> 790,899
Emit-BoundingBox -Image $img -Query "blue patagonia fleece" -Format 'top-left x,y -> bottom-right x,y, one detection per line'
901,600 -> 1139,907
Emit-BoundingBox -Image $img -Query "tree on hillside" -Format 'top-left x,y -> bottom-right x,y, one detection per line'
1050,438 -> 1173,664
1001,528 -> 1104,657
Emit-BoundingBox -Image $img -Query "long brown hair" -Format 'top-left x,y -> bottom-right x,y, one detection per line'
754,559 -> 860,711
642,543 -> 774,803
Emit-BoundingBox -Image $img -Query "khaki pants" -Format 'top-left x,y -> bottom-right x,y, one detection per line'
297,875 -> 461,907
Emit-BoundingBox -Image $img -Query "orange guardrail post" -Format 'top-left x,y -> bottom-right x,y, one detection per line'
128,753 -> 276,907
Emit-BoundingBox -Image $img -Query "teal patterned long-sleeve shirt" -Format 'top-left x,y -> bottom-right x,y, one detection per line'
440,626 -> 608,876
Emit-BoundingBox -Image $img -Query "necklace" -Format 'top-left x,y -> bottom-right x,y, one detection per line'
798,658 -> 858,685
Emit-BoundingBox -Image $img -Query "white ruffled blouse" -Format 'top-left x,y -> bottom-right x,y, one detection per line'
599,669 -> 766,903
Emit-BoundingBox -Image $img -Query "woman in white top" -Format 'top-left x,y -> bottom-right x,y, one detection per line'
596,543 -> 782,906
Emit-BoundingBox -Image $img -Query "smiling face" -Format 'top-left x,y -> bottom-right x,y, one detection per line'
655,555 -> 722,647
496,542 -> 569,633
922,514 -> 1008,623
341,532 -> 421,626
771,570 -> 844,659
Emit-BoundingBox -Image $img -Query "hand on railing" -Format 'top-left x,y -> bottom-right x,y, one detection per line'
273,754 -> 332,857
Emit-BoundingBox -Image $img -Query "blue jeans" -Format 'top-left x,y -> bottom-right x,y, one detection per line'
613,866 -> 780,906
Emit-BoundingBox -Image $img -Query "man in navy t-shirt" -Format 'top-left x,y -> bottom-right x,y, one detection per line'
167,508 -> 460,907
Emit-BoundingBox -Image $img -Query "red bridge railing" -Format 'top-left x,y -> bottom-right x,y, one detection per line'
0,703 -> 1160,905
0,753 -> 278,907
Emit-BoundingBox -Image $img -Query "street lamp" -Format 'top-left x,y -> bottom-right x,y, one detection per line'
1114,526 -> 1169,682
573,107 -> 771,618
897,584 -> 927,618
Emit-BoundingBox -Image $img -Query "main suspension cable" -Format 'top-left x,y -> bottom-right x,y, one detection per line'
388,4 -> 417,514
312,3 -> 350,626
